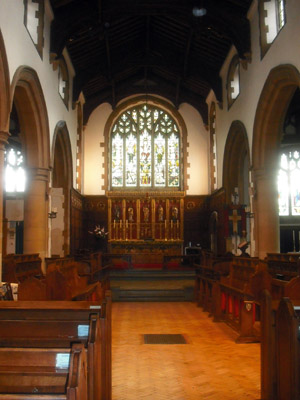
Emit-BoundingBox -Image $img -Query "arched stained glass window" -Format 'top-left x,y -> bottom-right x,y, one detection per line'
278,150 -> 300,216
110,104 -> 181,190
5,148 -> 26,193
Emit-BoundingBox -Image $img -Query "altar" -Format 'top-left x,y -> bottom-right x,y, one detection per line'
107,194 -> 184,259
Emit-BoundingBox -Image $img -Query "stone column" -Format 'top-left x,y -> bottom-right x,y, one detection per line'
253,168 -> 279,259
0,131 -> 10,281
24,167 -> 49,273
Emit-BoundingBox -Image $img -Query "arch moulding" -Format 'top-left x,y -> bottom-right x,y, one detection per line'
252,64 -> 300,258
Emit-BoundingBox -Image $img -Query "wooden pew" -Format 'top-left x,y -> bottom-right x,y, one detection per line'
45,257 -> 91,278
0,298 -> 112,400
2,253 -> 43,283
18,265 -> 106,301
260,292 -> 300,400
194,251 -> 232,313
266,252 -> 300,281
213,257 -> 263,343
0,343 -> 87,399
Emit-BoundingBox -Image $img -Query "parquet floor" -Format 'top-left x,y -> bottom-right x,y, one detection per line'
112,302 -> 260,400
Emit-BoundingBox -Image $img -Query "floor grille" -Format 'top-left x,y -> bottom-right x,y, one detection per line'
143,334 -> 186,344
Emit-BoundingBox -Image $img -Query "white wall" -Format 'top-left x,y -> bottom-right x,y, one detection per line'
179,103 -> 209,194
84,103 -> 112,195
207,0 -> 300,188
0,0 -> 78,186
83,100 -> 208,195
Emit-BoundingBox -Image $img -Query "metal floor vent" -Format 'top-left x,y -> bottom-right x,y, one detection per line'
144,334 -> 186,344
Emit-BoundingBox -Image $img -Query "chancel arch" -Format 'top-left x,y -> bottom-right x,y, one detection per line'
252,64 -> 300,259
50,121 -> 73,256
103,96 -> 187,255
9,66 -> 50,267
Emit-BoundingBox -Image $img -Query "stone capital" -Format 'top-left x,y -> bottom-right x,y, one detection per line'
27,167 -> 50,182
0,131 -> 10,149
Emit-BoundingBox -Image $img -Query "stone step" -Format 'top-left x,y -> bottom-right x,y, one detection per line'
112,287 -> 194,302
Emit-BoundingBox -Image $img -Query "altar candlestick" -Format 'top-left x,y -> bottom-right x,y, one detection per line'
126,220 -> 128,228
120,220 -> 122,228
113,220 -> 116,228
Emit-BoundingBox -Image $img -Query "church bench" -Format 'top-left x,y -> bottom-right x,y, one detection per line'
213,257 -> 263,343
17,267 -> 106,301
265,252 -> 300,281
46,265 -> 105,301
0,343 -> 87,399
260,292 -> 300,400
0,298 -> 112,400
2,254 -> 43,283
45,257 -> 91,278
194,251 -> 232,313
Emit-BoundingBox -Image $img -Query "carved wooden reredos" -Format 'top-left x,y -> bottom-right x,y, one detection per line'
108,192 -> 184,243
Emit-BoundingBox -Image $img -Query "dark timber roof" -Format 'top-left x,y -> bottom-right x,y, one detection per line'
49,0 -> 252,124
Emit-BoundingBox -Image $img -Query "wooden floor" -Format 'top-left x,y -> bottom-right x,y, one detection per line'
112,302 -> 260,400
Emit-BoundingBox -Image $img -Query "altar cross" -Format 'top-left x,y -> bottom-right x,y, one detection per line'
229,209 -> 241,234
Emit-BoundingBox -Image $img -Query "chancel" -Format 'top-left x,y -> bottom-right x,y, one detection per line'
0,0 -> 300,399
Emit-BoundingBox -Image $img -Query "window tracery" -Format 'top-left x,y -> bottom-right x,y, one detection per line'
110,104 -> 181,190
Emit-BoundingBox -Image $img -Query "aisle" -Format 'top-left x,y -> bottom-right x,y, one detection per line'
112,302 -> 260,400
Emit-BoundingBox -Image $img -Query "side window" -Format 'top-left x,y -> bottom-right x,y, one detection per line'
58,58 -> 69,109
227,56 -> 240,109
259,0 -> 286,58
24,0 -> 44,59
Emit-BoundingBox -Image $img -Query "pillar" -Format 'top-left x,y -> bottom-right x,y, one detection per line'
0,131 -> 10,281
253,168 -> 279,259
24,167 -> 49,273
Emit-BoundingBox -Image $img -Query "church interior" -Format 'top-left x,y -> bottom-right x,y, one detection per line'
0,0 -> 300,399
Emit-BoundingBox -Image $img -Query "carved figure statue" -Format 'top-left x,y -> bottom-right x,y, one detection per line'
128,207 -> 134,222
171,206 -> 178,221
158,205 -> 164,222
143,206 -> 150,222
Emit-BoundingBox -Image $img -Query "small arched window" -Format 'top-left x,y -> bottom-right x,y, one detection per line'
58,58 -> 69,109
110,104 -> 182,190
227,56 -> 240,109
259,0 -> 286,58
24,0 -> 44,59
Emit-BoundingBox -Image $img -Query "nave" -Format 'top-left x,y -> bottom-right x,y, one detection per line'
112,302 -> 260,400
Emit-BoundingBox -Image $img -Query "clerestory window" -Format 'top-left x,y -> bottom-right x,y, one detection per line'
259,0 -> 286,58
24,0 -> 44,59
110,104 -> 181,190
227,56 -> 240,109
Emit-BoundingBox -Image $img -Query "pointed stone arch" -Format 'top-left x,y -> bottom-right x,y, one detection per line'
50,121 -> 73,256
10,66 -> 50,265
0,31 -> 11,279
11,66 -> 50,169
252,64 -> 300,258
223,120 -> 250,204
0,30 -> 10,132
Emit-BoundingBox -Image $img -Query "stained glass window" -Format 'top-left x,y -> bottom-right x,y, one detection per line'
278,150 -> 300,216
5,148 -> 26,193
110,104 -> 181,189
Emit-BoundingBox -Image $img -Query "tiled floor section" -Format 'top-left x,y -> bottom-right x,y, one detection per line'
112,302 -> 260,400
